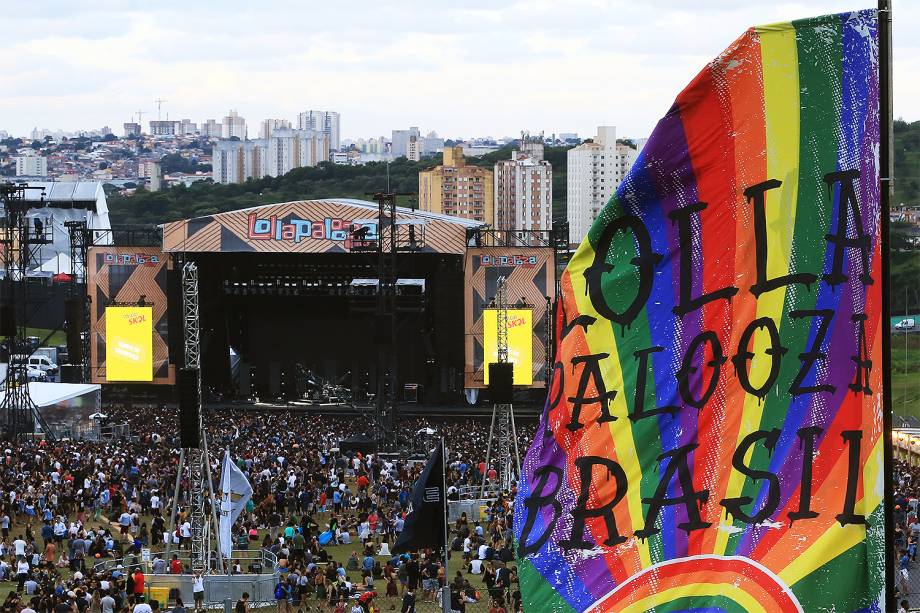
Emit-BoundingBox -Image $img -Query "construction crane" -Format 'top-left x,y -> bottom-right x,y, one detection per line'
136,110 -> 146,126
155,99 -> 167,121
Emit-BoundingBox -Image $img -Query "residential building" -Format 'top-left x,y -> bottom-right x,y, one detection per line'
148,162 -> 162,191
149,120 -> 178,136
494,143 -> 552,237
391,127 -> 420,159
297,110 -> 340,151
418,146 -> 493,224
407,135 -> 421,162
123,122 -> 141,137
212,140 -> 263,184
221,110 -> 247,140
264,129 -> 328,177
177,119 -> 197,136
15,155 -> 48,177
566,126 -> 639,244
260,118 -> 291,139
201,119 -> 223,138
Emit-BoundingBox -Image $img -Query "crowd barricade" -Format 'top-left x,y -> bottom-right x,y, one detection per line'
894,429 -> 920,465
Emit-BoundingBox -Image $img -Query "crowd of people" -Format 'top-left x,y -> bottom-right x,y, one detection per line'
0,408 -> 536,613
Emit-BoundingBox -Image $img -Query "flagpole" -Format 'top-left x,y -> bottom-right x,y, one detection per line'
441,437 -> 450,613
878,0 -> 895,610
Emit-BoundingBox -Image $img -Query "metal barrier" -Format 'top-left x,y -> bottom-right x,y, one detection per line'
93,549 -> 279,606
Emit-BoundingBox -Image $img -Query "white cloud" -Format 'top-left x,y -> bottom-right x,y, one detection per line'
0,1 -> 916,139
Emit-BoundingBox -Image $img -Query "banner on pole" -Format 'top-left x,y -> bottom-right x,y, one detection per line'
515,10 -> 886,612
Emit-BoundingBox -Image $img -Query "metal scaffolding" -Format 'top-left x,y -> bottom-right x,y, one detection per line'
165,260 -> 223,573
480,276 -> 521,497
0,182 -> 55,439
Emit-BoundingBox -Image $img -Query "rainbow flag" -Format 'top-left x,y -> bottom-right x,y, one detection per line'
515,9 -> 885,612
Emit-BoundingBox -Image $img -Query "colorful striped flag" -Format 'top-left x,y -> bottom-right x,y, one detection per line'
515,9 -> 885,612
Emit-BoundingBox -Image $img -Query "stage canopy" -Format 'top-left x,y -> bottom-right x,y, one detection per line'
160,198 -> 484,255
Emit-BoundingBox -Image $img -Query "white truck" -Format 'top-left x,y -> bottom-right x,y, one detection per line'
895,318 -> 916,331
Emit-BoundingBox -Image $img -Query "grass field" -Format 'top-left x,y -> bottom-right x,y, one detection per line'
0,511 -> 505,611
892,331 -> 920,422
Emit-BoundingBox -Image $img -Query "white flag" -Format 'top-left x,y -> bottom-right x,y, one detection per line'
219,449 -> 253,558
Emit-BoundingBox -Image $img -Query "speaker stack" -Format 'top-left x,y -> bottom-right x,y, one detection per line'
488,362 -> 514,404
177,367 -> 202,449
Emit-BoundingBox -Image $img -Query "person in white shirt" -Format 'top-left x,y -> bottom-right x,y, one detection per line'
133,601 -> 153,613
101,593 -> 116,613
13,536 -> 26,557
468,559 -> 484,574
477,543 -> 489,560
193,572 -> 205,611
15,558 -> 30,590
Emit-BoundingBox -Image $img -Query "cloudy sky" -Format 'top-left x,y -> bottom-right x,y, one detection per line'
2,1 -> 917,140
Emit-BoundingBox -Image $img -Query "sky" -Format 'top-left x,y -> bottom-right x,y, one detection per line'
1,1 -> 917,141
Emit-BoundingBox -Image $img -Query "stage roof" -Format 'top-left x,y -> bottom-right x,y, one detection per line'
161,198 -> 485,255
0,382 -> 100,408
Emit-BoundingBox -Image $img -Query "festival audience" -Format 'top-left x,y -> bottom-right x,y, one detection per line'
0,408 -> 532,612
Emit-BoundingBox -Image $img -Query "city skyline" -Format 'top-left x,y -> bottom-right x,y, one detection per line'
3,1 -> 918,139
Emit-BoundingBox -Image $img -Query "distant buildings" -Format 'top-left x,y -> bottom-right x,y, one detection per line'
176,119 -> 197,136
494,141 -> 552,236
419,146 -> 493,224
149,120 -> 178,137
201,119 -> 223,138
14,155 -> 48,177
391,127 -> 419,159
123,123 -> 141,137
260,119 -> 292,139
264,129 -> 328,177
212,128 -> 329,184
222,110 -> 247,140
297,111 -> 340,152
566,126 -> 639,244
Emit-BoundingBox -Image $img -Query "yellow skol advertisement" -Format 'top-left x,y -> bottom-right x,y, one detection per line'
483,309 -> 533,386
105,306 -> 153,382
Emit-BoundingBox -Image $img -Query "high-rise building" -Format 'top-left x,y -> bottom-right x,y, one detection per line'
260,118 -> 292,139
297,110 -> 340,152
264,129 -> 329,177
566,126 -> 639,244
123,122 -> 141,137
177,119 -> 197,136
149,120 -> 178,136
419,146 -> 493,224
494,143 -> 552,237
221,110 -> 247,140
407,135 -> 421,162
14,155 -> 48,177
201,119 -> 223,138
391,127 -> 420,159
212,140 -> 263,184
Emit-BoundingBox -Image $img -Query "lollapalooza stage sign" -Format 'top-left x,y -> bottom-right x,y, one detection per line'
515,10 -> 888,612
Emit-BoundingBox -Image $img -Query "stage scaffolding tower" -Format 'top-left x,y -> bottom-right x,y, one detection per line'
0,182 -> 55,439
480,276 -> 521,497
164,260 -> 223,573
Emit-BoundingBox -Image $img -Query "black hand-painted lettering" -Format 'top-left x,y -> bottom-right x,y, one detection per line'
560,457 -> 629,550
518,465 -> 563,557
788,426 -> 823,523
849,313 -> 872,395
732,317 -> 787,400
744,179 -> 818,297
636,443 -> 711,538
676,331 -> 725,410
720,429 -> 781,524
823,170 -> 873,287
584,215 -> 662,331
566,353 -> 617,431
836,430 -> 867,527
629,346 -> 679,422
668,201 -> 738,317
788,310 -> 836,396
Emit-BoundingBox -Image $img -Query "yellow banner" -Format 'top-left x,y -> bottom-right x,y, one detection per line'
483,309 -> 533,385
105,306 -> 153,382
